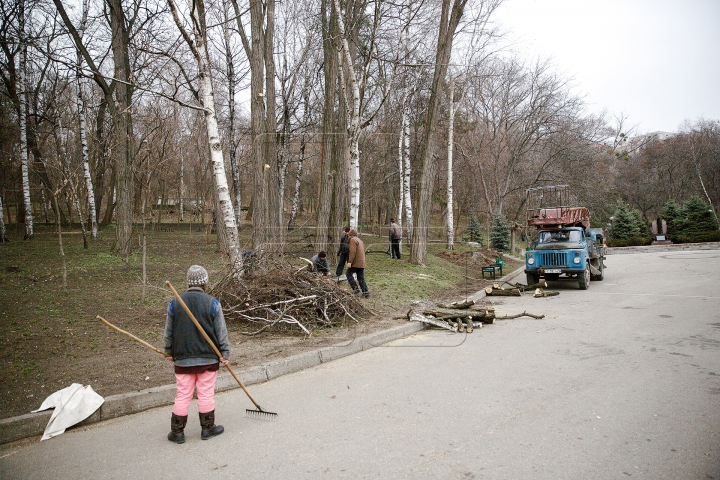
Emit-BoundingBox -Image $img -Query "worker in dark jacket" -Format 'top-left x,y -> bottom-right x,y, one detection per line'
336,227 -> 351,276
389,219 -> 402,259
164,265 -> 230,444
310,251 -> 331,277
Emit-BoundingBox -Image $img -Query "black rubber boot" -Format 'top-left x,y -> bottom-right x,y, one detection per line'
199,410 -> 224,440
167,413 -> 187,444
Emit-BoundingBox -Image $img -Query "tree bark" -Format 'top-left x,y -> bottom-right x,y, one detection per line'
75,0 -> 96,238
168,0 -> 241,267
18,13 -> 33,239
264,0 -> 282,252
221,7 -> 242,228
315,0 -> 338,251
411,0 -> 467,265
107,0 -> 135,255
333,0 -> 362,231
446,77 -> 455,250
0,194 -> 6,242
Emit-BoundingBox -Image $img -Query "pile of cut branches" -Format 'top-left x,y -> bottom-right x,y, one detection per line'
210,259 -> 370,336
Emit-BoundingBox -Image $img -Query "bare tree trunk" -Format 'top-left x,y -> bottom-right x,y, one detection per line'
397,104 -> 404,229
75,0 -> 97,239
333,0 -> 361,230
446,77 -> 455,250
54,119 -> 88,248
179,153 -> 184,222
264,0 -> 283,251
0,194 -> 6,242
221,5 -> 242,228
18,3 -> 33,239
287,133 -> 305,230
141,197 -> 147,302
40,184 -> 50,223
411,0 -> 468,265
315,0 -> 338,251
402,93 -> 413,245
107,0 -> 135,256
52,193 -> 67,290
168,0 -> 241,267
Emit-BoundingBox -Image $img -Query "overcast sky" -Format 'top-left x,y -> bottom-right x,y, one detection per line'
492,0 -> 720,134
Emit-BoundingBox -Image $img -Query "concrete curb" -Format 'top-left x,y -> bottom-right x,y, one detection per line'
606,242 -> 720,255
0,266 -> 527,445
0,320 -> 426,445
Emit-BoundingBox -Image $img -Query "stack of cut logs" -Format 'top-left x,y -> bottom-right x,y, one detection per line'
407,298 -> 544,333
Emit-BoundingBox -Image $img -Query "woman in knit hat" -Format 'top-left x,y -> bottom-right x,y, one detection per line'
164,265 -> 230,443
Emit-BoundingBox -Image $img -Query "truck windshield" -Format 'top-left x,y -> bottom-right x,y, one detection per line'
538,230 -> 583,244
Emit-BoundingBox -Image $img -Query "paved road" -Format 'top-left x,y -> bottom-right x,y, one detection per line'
2,250 -> 720,479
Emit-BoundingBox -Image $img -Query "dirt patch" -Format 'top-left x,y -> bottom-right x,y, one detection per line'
0,226 -> 521,420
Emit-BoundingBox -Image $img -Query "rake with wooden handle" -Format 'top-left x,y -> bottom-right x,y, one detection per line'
165,281 -> 278,422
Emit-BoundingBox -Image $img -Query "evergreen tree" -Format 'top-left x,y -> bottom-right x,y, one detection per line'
662,199 -> 687,237
684,196 -> 719,235
609,203 -> 640,240
631,209 -> 651,238
463,212 -> 483,244
490,211 -> 510,251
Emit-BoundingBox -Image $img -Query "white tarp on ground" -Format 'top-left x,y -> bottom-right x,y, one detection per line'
32,383 -> 104,441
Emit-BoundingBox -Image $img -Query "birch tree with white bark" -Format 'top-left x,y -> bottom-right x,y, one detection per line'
218,0 -> 244,228
332,0 -> 399,231
74,0 -> 97,238
446,76 -> 455,250
168,0 -> 241,267
18,0 -> 34,239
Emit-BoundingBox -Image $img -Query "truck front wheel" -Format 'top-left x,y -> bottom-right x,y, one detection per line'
526,273 -> 540,286
579,265 -> 590,290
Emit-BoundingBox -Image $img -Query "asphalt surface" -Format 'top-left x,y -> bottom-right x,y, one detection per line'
1,248 -> 719,479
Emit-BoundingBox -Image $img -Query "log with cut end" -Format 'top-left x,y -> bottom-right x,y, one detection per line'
408,313 -> 458,332
424,307 -> 495,323
512,281 -> 548,292
485,286 -> 521,296
533,288 -> 559,298
437,299 -> 476,310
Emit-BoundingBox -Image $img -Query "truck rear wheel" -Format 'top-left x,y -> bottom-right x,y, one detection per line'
579,265 -> 590,290
592,259 -> 604,281
526,273 -> 539,286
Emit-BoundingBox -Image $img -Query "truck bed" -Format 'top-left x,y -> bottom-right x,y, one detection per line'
527,206 -> 590,229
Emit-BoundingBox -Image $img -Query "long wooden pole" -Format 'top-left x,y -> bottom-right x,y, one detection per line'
96,315 -> 170,357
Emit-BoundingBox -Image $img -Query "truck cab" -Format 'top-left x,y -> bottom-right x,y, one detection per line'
525,227 -> 594,289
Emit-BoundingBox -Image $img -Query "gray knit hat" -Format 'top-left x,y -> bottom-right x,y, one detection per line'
187,265 -> 209,287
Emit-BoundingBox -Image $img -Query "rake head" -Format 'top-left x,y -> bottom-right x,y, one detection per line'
246,408 -> 278,422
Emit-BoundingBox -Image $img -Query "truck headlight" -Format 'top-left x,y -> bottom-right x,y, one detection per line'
528,258 -> 535,265
573,257 -> 581,264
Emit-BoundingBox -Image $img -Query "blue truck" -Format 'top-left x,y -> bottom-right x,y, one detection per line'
524,186 -> 606,289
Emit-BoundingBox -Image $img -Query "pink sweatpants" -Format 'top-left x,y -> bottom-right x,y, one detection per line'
173,370 -> 218,416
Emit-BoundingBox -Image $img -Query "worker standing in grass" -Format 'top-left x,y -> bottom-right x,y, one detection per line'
346,229 -> 370,298
164,265 -> 230,444
389,218 -> 402,259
